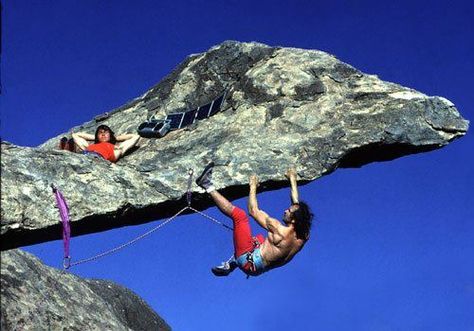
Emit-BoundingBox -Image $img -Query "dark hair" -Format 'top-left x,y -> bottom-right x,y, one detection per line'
292,201 -> 313,240
94,125 -> 116,144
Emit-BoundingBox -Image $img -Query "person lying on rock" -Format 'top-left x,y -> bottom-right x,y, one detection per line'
72,125 -> 140,163
196,163 -> 313,277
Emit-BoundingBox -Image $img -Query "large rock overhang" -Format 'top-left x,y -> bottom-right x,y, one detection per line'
1,41 -> 469,250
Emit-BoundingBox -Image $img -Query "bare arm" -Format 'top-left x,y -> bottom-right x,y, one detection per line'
71,132 -> 94,151
115,133 -> 139,142
113,134 -> 140,160
247,175 -> 283,234
286,168 -> 299,204
247,175 -> 268,229
73,132 -> 95,140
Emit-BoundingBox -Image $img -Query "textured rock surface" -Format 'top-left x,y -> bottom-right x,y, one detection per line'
1,41 -> 469,249
0,249 -> 170,330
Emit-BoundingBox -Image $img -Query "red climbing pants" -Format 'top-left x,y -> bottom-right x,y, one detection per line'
231,207 -> 264,257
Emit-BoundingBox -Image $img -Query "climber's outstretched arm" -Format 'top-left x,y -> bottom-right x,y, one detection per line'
248,174 -> 282,234
248,174 -> 268,229
286,168 -> 299,205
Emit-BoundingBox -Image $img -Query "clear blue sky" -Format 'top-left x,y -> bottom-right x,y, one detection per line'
2,1 -> 473,330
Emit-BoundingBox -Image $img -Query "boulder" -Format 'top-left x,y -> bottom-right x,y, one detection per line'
0,249 -> 170,330
1,41 -> 468,250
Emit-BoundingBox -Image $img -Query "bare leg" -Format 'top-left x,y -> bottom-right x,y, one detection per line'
209,190 -> 234,217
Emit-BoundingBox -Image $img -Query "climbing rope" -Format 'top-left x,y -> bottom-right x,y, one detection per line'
68,206 -> 190,268
54,169 -> 233,269
188,206 -> 233,231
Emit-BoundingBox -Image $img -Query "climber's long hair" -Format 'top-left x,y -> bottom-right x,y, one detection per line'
292,201 -> 313,240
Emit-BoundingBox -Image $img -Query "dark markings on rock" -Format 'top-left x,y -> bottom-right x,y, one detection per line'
267,104 -> 285,121
349,92 -> 389,101
294,79 -> 326,101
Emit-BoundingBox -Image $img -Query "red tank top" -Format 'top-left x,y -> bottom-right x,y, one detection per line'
86,142 -> 117,162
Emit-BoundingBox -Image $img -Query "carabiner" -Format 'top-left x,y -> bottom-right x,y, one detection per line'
63,256 -> 71,270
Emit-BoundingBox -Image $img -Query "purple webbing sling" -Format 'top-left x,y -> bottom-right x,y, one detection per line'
52,186 -> 71,269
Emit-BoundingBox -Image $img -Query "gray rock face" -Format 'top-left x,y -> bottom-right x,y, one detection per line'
1,41 -> 469,249
0,249 -> 170,330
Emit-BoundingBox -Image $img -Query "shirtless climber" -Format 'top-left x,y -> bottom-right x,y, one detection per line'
72,125 -> 140,163
195,163 -> 313,277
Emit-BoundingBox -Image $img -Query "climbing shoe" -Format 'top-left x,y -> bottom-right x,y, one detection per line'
196,162 -> 215,192
211,260 -> 237,277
